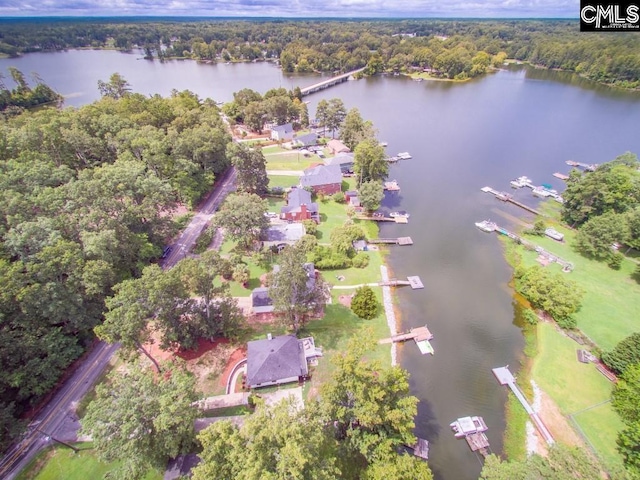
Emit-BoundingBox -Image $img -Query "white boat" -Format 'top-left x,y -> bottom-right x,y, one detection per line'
389,211 -> 410,218
545,228 -> 564,242
475,220 -> 496,232
510,176 -> 532,188
450,416 -> 488,438
532,187 -> 553,197
397,152 -> 412,160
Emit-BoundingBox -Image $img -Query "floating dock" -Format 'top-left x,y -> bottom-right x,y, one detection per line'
566,160 -> 598,171
383,180 -> 401,191
406,438 -> 429,459
368,237 -> 413,246
357,215 -> 408,224
481,186 -> 541,215
553,172 -> 569,181
465,433 -> 490,456
379,324 -> 434,355
492,366 -> 554,446
378,276 -> 424,289
386,152 -> 412,163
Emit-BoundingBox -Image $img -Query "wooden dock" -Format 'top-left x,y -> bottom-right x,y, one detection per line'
566,160 -> 598,171
492,366 -> 554,445
357,215 -> 409,224
553,172 -> 569,181
465,432 -> 490,456
383,180 -> 401,191
368,237 -> 413,246
405,438 -> 429,460
481,186 -> 540,215
379,324 -> 434,355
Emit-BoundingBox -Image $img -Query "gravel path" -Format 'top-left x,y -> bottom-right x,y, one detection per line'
380,265 -> 398,366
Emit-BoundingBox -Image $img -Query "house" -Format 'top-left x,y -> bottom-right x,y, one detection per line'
251,287 -> 274,314
293,132 -> 318,148
280,187 -> 319,222
262,223 -> 306,250
327,139 -> 350,155
325,153 -> 355,173
246,334 -> 323,389
299,164 -> 342,195
271,123 -> 294,141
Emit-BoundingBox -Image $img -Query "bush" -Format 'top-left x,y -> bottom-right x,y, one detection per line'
351,252 -> 370,269
310,246 -> 351,269
523,309 -> 539,325
527,219 -> 546,236
331,192 -> 346,204
351,286 -> 379,319
602,332 -> 640,375
302,219 -> 318,236
296,234 -> 318,254
607,251 -> 624,270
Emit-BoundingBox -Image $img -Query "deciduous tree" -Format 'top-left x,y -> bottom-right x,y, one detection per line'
602,333 -> 640,375
351,286 -> 379,319
339,108 -> 376,151
353,138 -> 388,185
213,193 -> 269,249
227,143 -> 269,195
358,180 -> 384,212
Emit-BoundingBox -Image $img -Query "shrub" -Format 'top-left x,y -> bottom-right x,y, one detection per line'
351,286 -> 379,319
302,219 -> 318,236
523,309 -> 539,325
602,332 -> 640,375
607,251 -> 624,270
351,252 -> 370,269
193,224 -> 215,254
331,192 -> 345,203
310,246 -> 351,269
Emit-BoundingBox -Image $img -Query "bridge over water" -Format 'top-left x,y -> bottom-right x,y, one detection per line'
300,68 -> 366,96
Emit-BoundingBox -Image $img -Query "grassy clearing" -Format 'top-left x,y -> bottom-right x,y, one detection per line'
503,392 -> 529,461
531,322 -> 624,471
202,404 -> 251,417
267,175 -> 299,190
17,443 -> 163,480
510,208 -> 640,351
264,152 -> 319,170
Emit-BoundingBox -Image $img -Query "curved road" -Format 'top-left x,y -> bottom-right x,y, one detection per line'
0,166 -> 237,480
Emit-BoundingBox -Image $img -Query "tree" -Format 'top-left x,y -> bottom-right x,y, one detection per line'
353,139 -> 388,185
611,364 -> 640,475
193,398 -> 340,480
340,108 -> 376,151
213,193 -> 269,249
528,219 -> 546,236
232,263 -> 250,286
269,244 -> 326,331
358,180 -> 384,212
363,453 -> 433,480
81,361 -> 198,480
480,444 -> 603,480
351,286 -> 379,319
97,72 -> 132,99
603,333 -> 640,375
319,336 -> 419,468
574,211 -> 629,261
227,143 -> 269,196
316,98 -> 346,138
330,224 -> 366,256
515,266 -> 583,329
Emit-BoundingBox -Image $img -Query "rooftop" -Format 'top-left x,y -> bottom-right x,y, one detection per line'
300,164 -> 342,188
246,335 -> 309,388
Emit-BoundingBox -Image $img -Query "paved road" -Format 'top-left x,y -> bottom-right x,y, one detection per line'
0,167 -> 238,480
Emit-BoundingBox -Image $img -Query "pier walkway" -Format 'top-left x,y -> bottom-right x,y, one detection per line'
481,186 -> 541,215
493,366 -> 554,445
300,68 -> 365,96
368,237 -> 413,246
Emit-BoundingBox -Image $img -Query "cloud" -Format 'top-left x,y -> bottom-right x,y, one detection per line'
0,0 -> 579,17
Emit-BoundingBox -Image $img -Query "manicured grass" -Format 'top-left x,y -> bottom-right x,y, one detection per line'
514,222 -> 640,351
325,250 -> 384,288
531,322 -> 624,471
17,443 -> 163,480
503,392 -> 529,462
316,199 -> 350,240
267,175 -> 299,190
264,152 -> 319,170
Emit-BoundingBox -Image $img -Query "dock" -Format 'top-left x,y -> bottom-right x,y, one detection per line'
357,215 -> 408,224
492,366 -> 554,445
481,186 -> 541,215
465,433 -> 490,456
405,438 -> 429,460
379,324 -> 434,355
368,237 -> 413,246
299,68 -> 366,96
553,172 -> 569,181
378,275 -> 423,289
383,180 -> 401,191
566,160 -> 598,171
476,221 -> 574,272
386,152 -> 412,163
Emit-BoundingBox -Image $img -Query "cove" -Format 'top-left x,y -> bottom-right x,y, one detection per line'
3,51 -> 640,480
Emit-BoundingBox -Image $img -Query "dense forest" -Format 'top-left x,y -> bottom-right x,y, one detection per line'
0,78 -> 232,451
0,18 -> 639,87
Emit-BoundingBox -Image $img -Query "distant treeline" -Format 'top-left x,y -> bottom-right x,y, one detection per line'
0,18 -> 639,88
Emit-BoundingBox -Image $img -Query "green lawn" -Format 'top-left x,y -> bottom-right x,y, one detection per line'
264,151 -> 319,170
267,175 -> 300,190
531,322 -> 624,471
17,444 -> 163,480
513,217 -> 640,351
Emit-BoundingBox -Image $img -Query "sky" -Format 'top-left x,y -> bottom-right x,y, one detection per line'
0,0 -> 579,19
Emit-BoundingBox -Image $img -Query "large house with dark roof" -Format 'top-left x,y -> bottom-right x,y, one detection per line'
299,164 -> 342,195
262,223 -> 306,250
246,334 -> 323,389
280,187 -> 319,222
324,153 -> 355,173
271,123 -> 294,141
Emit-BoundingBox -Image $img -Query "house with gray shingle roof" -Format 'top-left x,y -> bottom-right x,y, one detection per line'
325,153 -> 355,173
299,164 -> 342,195
246,335 -> 309,388
293,132 -> 318,148
327,139 -> 350,155
271,123 -> 294,141
280,187 -> 319,222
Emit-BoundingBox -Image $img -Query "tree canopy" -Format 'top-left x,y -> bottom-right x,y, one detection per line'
602,332 -> 640,376
228,142 -> 269,196
611,363 -> 640,475
213,192 -> 269,249
81,361 -> 198,480
353,139 -> 389,185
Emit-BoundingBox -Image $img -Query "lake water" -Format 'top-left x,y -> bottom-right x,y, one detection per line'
3,51 -> 640,480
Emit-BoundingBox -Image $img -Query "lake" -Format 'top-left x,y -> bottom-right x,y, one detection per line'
3,50 -> 640,480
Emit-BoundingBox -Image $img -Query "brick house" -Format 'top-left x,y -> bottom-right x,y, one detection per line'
299,164 -> 342,195
280,187 -> 319,222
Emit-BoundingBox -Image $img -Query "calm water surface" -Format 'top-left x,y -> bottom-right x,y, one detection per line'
4,52 -> 640,480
